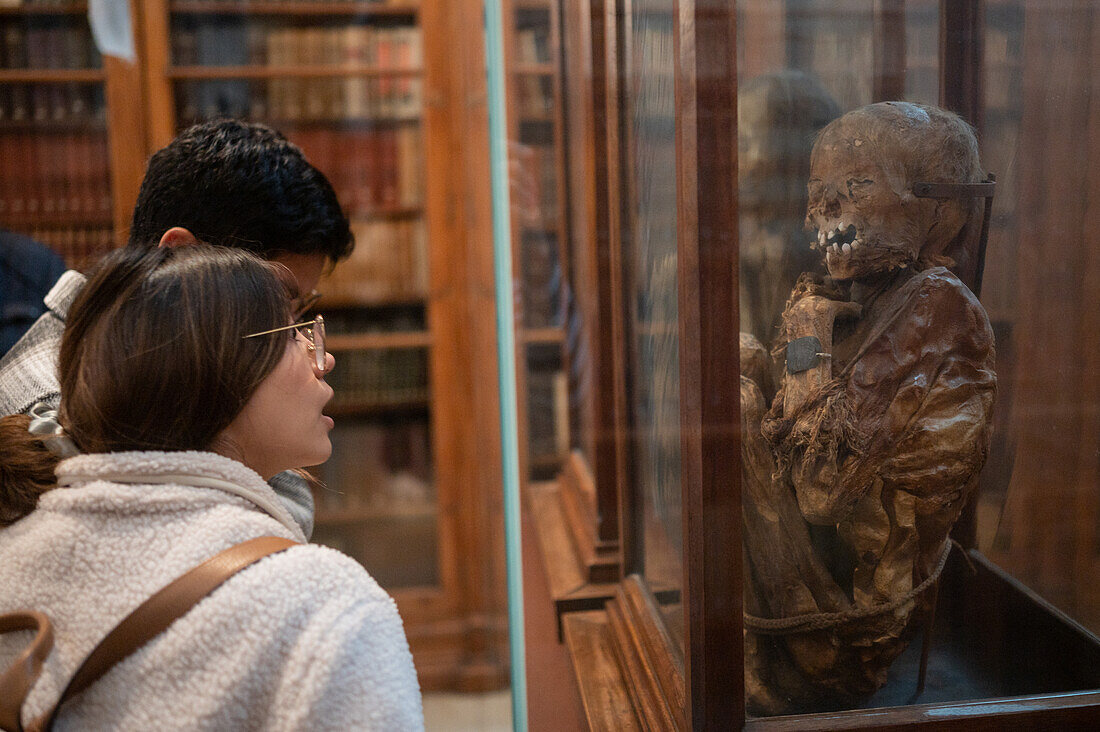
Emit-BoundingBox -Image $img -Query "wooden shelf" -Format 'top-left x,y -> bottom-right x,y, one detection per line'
530,452 -> 567,469
0,69 -> 105,84
1,211 -> 113,228
0,3 -> 87,16
268,116 -> 422,129
347,205 -> 423,221
327,330 -> 431,351
169,1 -> 418,16
167,65 -> 422,80
315,293 -> 427,309
522,326 -> 565,345
0,118 -> 107,132
514,63 -> 555,75
328,395 -> 430,415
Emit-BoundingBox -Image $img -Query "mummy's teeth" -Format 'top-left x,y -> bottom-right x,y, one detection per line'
827,230 -> 837,242
818,231 -> 826,246
831,243 -> 840,254
842,242 -> 851,255
851,240 -> 862,250
826,250 -> 834,264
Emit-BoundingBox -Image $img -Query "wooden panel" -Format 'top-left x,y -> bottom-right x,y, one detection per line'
523,488 -> 591,731
562,610 -> 644,730
103,39 -> 151,238
939,0 -> 982,126
673,0 -> 741,727
559,452 -> 621,583
563,577 -> 688,730
422,0 -> 509,690
872,0 -> 905,101
527,480 -> 619,631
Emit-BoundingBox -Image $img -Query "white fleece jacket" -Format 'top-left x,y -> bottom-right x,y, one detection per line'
0,451 -> 424,731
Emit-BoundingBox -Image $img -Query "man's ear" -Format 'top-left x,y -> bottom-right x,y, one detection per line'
158,227 -> 199,248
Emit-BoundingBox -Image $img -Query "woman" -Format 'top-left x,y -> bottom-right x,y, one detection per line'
0,245 -> 423,729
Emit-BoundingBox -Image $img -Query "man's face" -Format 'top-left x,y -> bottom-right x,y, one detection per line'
271,252 -> 328,315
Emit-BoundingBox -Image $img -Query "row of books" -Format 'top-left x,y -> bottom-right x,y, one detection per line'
320,306 -> 424,336
522,144 -> 557,221
172,23 -> 421,121
527,368 -> 569,462
320,305 -> 423,334
173,23 -> 421,70
514,73 -> 553,118
323,219 -> 428,303
313,419 -> 433,514
1,22 -> 101,70
21,226 -> 114,271
169,0 -> 409,6
515,26 -> 552,65
326,346 -> 430,409
289,126 -> 422,214
176,76 -> 421,124
0,83 -> 106,124
520,230 -> 561,328
0,130 -> 111,224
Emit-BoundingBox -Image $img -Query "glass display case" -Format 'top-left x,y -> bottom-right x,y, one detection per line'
509,0 -> 1100,727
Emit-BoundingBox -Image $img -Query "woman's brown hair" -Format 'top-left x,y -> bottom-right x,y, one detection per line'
0,245 -> 293,525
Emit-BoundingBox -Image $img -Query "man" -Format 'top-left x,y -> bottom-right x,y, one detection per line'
0,120 -> 354,538
0,229 -> 66,356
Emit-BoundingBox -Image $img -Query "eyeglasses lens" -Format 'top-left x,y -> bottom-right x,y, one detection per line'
312,315 -> 326,372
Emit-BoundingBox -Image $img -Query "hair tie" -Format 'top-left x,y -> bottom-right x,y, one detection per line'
27,402 -> 81,459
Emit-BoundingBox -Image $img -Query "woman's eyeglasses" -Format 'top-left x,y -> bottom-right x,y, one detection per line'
244,314 -> 328,373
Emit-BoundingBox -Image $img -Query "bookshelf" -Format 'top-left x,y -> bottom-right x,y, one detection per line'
0,2 -> 144,269
506,0 -> 569,482
137,0 -> 507,690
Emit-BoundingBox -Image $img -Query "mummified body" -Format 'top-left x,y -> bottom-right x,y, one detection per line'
740,102 -> 997,715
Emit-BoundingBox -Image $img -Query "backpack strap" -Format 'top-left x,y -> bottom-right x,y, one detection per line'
0,612 -> 54,732
2,536 -> 298,732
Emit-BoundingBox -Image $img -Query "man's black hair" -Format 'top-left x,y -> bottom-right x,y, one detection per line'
128,120 -> 354,262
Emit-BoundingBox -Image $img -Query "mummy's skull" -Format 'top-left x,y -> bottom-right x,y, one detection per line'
805,102 -> 983,281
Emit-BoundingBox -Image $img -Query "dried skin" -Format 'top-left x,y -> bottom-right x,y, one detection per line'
740,103 -> 996,715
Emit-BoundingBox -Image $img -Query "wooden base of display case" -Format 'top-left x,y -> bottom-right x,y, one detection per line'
564,549 -> 1100,729
401,610 -> 510,691
527,479 -> 620,638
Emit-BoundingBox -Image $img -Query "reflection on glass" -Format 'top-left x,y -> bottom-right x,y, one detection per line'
625,3 -> 682,641
738,71 -> 838,345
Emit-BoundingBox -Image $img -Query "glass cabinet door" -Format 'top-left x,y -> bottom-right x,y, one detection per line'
736,0 -> 1100,723
621,0 -> 683,636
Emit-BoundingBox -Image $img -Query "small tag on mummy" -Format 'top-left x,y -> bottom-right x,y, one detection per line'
786,336 -> 823,374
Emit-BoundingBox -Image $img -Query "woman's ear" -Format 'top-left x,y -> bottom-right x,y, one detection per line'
158,227 -> 199,248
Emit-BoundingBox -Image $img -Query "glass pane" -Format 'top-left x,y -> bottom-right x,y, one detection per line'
624,1 -> 682,646
167,7 -> 437,589
507,1 -> 568,481
738,0 -> 1100,719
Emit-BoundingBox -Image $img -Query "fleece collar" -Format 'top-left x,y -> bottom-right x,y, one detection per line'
51,450 -> 306,541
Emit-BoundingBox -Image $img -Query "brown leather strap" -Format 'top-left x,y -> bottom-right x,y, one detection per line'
0,612 -> 54,732
29,536 -> 298,732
